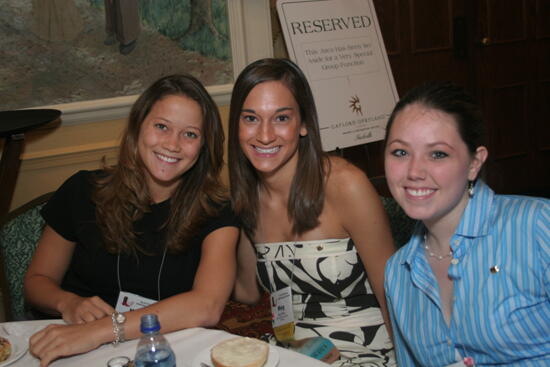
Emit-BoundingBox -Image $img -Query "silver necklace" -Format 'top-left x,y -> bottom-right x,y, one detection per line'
423,234 -> 453,261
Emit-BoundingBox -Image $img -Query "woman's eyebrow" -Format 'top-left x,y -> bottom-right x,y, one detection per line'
241,106 -> 293,113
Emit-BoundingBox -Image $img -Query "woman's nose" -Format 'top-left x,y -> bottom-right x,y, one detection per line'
256,121 -> 275,144
163,132 -> 181,152
407,156 -> 426,180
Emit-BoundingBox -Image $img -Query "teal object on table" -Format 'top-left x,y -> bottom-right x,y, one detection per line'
294,337 -> 338,361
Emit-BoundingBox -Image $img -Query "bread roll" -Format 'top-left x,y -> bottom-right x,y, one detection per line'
211,337 -> 269,367
0,336 -> 11,362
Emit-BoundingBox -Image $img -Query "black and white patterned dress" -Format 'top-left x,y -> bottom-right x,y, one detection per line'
255,238 -> 396,366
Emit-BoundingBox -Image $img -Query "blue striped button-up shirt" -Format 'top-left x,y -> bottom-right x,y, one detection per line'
384,180 -> 550,366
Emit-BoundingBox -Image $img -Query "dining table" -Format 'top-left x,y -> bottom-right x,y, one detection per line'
0,319 -> 330,366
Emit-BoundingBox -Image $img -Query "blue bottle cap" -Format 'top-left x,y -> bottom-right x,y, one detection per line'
140,314 -> 161,333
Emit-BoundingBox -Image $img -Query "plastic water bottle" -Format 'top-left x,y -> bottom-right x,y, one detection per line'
134,314 -> 176,367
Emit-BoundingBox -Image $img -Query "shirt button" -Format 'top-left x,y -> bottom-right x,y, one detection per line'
451,258 -> 459,265
447,339 -> 452,346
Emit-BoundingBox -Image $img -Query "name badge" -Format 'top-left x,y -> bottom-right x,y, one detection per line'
115,291 -> 156,313
270,286 -> 295,342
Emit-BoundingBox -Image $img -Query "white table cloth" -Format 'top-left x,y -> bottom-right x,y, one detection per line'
1,319 -> 329,366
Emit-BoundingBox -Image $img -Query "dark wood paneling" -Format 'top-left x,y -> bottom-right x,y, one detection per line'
476,0 -> 549,195
410,0 -> 453,52
373,0 -> 408,98
484,82 -> 532,194
537,39 -> 550,79
488,84 -> 529,160
487,155 -> 532,195
373,0 -> 401,55
482,43 -> 530,86
485,0 -> 528,43
407,52 -> 464,80
536,0 -> 550,38
536,81 -> 550,151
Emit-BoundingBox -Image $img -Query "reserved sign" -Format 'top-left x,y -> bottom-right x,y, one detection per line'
277,0 -> 398,151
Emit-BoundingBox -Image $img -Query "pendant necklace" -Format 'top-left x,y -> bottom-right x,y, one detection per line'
423,234 -> 453,260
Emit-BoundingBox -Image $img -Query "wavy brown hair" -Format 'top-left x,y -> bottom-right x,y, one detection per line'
228,58 -> 327,239
93,74 -> 226,255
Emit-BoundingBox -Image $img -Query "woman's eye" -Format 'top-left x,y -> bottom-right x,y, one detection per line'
390,149 -> 407,157
154,123 -> 168,131
184,131 -> 199,139
432,151 -> 448,159
242,115 -> 257,123
275,114 -> 290,122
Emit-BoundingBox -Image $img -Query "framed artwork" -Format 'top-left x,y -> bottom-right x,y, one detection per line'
2,0 -> 273,125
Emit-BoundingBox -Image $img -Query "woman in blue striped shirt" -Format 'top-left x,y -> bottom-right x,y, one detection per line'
383,81 -> 549,366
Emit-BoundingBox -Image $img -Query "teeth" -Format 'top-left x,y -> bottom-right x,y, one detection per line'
156,153 -> 178,163
407,188 -> 434,197
255,146 -> 280,154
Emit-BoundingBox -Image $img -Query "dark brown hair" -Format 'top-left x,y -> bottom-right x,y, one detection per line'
94,74 -> 226,255
385,81 -> 485,154
228,58 -> 327,238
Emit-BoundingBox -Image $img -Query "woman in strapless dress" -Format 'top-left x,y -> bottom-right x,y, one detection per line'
228,58 -> 397,366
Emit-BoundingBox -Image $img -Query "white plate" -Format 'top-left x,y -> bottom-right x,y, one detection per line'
0,335 -> 28,367
191,343 -> 279,367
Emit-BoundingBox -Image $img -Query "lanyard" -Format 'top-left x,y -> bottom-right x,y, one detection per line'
266,239 -> 298,342
116,246 -> 168,301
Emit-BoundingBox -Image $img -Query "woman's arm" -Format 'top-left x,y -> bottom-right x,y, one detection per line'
329,159 -> 395,334
232,231 -> 262,304
29,225 -> 240,367
24,225 -> 114,324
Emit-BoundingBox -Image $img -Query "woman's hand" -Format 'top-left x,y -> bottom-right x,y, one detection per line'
58,294 -> 114,324
29,321 -> 110,367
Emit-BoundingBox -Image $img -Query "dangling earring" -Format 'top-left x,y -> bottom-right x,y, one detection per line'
468,180 -> 475,198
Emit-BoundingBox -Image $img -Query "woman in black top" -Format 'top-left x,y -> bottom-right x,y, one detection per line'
25,74 -> 239,366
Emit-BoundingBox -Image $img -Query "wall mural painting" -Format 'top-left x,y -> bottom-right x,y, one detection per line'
1,0 -> 232,111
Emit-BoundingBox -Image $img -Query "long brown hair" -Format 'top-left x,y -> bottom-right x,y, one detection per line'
228,58 -> 327,238
94,74 -> 226,255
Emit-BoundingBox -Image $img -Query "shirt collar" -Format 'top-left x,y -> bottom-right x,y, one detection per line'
399,180 -> 495,266
454,180 -> 494,238
401,223 -> 425,266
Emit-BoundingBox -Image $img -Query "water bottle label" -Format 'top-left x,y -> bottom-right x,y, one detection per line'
134,348 -> 176,367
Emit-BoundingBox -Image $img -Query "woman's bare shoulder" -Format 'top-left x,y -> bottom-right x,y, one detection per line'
325,156 -> 370,190
323,157 -> 384,233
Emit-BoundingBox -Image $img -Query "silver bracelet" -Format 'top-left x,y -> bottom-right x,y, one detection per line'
111,311 -> 126,346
